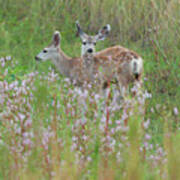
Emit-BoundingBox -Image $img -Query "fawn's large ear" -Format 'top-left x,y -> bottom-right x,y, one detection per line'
52,31 -> 60,47
75,21 -> 87,40
95,24 -> 111,41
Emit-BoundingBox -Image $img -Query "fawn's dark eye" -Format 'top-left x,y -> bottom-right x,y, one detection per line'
83,42 -> 86,45
43,49 -> 47,53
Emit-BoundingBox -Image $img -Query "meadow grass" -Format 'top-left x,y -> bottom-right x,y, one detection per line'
0,0 -> 180,179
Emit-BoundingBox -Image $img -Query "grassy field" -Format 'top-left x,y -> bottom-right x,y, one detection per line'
0,0 -> 180,179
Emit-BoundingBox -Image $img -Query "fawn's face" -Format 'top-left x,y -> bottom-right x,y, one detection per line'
35,31 -> 60,62
75,21 -> 111,56
81,35 -> 97,55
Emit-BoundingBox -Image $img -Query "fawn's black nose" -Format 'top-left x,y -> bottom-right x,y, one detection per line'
87,48 -> 93,53
35,56 -> 40,61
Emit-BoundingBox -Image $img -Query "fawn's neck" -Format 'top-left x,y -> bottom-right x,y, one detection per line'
51,48 -> 73,77
52,48 -> 83,83
82,53 -> 95,80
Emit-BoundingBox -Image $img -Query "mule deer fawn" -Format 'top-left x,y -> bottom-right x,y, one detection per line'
35,31 -> 84,85
76,21 -> 113,84
76,22 -> 143,96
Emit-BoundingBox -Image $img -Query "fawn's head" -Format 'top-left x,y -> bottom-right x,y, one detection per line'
35,31 -> 61,62
76,21 -> 111,56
